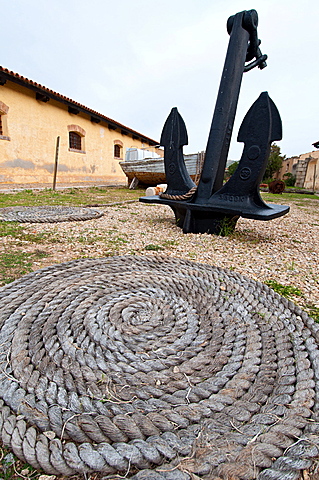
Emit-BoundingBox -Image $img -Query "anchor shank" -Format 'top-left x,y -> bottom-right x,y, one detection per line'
195,11 -> 249,202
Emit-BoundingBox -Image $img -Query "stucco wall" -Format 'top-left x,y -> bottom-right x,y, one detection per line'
303,158 -> 318,191
281,150 -> 319,191
0,81 -> 161,185
275,156 -> 299,180
299,150 -> 319,162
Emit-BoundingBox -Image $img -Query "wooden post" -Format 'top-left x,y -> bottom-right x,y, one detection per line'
129,177 -> 139,190
53,136 -> 60,191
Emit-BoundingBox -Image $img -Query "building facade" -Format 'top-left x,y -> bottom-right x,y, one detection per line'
276,150 -> 319,192
0,66 -> 162,186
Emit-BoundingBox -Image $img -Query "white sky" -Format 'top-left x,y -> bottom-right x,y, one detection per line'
2,0 -> 319,160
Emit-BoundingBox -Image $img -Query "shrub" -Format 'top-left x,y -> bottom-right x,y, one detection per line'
283,172 -> 296,187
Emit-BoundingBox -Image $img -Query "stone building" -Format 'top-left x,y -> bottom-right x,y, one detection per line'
276,149 -> 319,192
0,66 -> 162,186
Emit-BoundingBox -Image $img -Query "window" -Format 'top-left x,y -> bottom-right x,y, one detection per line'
67,124 -> 86,153
69,131 -> 82,150
113,140 -> 123,159
114,144 -> 121,158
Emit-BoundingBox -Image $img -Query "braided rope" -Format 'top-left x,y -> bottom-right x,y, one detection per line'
1,255 -> 319,479
160,186 -> 197,201
0,205 -> 103,223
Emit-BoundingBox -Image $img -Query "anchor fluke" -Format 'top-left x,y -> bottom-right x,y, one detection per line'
208,92 -> 289,219
237,91 -> 282,144
160,107 -> 188,147
160,108 -> 196,197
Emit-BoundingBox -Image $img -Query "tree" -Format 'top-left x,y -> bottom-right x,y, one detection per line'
226,161 -> 239,177
263,143 -> 285,181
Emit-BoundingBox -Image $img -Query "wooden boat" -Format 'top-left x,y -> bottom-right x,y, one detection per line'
120,151 -> 205,186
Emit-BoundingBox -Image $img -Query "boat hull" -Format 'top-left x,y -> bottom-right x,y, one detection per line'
120,153 -> 204,186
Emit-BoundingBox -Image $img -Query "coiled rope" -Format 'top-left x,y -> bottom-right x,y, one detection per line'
0,205 -> 103,223
0,255 -> 319,479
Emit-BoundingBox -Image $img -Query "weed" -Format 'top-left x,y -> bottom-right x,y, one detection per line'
0,250 -> 48,285
145,244 -> 164,251
265,279 -> 302,299
305,305 -> 319,322
0,445 -> 37,480
0,222 -> 23,238
1,451 -> 16,480
218,216 -> 238,237
0,222 -> 56,244
115,237 -> 128,244
77,234 -> 102,244
162,240 -> 179,246
287,260 -> 296,271
66,188 -> 79,195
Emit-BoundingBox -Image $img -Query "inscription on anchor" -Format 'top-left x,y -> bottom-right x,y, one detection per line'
218,194 -> 245,202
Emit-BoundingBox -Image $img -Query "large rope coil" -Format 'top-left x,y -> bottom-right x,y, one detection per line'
0,255 -> 319,478
0,205 -> 103,223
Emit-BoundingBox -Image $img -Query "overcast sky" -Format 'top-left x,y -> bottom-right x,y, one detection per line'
2,0 -> 318,160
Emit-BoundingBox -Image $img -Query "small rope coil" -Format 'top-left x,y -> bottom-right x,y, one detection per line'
1,255 -> 319,478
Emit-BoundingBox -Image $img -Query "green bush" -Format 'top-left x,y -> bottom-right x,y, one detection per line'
283,172 -> 296,187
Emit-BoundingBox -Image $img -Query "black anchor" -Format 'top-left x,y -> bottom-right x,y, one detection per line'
140,9 -> 289,235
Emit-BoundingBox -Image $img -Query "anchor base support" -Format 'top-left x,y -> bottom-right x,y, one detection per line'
140,195 -> 289,235
172,206 -> 239,235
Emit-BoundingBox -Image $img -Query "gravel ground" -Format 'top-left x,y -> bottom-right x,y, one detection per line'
8,195 -> 318,313
0,194 -> 318,480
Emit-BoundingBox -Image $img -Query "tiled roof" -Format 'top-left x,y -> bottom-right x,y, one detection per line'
0,66 -> 159,145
